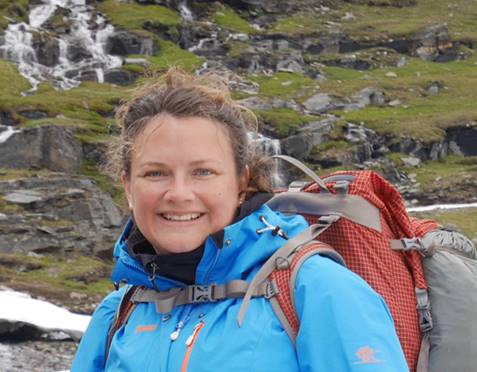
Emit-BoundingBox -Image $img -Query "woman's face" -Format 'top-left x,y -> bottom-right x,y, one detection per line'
122,114 -> 249,255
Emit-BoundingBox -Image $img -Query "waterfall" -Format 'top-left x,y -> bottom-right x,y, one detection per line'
178,1 -> 193,22
0,0 -> 122,91
247,132 -> 285,189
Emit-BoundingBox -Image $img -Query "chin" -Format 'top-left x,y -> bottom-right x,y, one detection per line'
153,239 -> 205,255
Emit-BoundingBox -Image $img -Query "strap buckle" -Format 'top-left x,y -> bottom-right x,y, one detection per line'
188,284 -> 216,303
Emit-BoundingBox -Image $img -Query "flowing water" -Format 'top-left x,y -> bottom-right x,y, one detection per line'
0,0 -> 121,91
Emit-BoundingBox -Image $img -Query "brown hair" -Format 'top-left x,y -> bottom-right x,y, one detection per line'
106,67 -> 273,196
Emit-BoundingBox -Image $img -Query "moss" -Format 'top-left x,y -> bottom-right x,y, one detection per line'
97,0 -> 181,34
250,72 -> 318,102
1,81 -> 124,142
256,108 -> 317,138
0,198 -> 22,214
80,160 -> 124,206
339,0 -> 477,40
0,60 -> 31,97
409,208 -> 477,242
212,4 -> 255,34
147,40 -> 205,73
407,156 -> 477,187
226,40 -> 251,58
0,253 -> 113,297
267,12 -> 331,36
318,56 -> 477,142
0,0 -> 29,30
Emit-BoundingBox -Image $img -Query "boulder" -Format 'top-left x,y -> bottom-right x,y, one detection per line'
0,176 -> 123,256
105,31 -> 155,56
31,32 -> 60,67
0,126 -> 82,173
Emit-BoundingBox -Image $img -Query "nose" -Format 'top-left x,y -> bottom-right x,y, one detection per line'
163,175 -> 195,203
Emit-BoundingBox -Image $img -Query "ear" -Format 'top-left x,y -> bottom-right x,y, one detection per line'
238,165 -> 251,201
120,171 -> 133,210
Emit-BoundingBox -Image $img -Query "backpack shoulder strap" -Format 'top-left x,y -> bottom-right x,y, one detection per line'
268,241 -> 345,343
104,285 -> 141,366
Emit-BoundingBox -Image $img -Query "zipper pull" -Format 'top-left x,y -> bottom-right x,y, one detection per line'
185,322 -> 204,346
170,320 -> 184,341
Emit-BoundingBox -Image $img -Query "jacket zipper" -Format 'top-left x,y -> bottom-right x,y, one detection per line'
180,321 -> 205,372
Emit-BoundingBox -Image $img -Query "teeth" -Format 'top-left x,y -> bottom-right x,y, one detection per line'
162,213 -> 201,221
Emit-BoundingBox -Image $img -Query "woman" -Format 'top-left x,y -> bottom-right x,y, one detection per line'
72,68 -> 408,371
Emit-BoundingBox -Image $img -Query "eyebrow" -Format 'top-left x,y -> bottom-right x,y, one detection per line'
139,159 -> 223,168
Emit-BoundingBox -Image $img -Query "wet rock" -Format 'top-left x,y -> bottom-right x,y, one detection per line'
0,112 -> 16,126
0,126 -> 82,173
106,31 -> 156,56
19,110 -> 48,120
103,69 -> 136,86
67,38 -> 93,62
31,31 -> 60,67
413,24 -> 458,62
446,124 -> 477,156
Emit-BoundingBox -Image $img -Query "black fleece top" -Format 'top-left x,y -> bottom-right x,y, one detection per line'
126,193 -> 273,284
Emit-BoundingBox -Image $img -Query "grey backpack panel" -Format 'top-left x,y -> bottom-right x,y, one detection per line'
423,230 -> 477,372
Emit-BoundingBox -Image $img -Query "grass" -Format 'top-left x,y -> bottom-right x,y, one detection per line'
97,0 -> 181,33
80,161 -> 124,206
267,12 -> 332,36
405,156 -> 477,187
0,77 -> 125,141
317,55 -> 477,141
409,208 -> 477,243
0,252 -> 113,298
146,40 -> 205,73
212,4 -> 256,34
339,0 -> 477,40
0,0 -> 29,30
250,72 -> 318,102
256,108 -> 318,138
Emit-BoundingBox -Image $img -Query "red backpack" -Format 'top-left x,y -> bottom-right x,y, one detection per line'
107,156 -> 438,371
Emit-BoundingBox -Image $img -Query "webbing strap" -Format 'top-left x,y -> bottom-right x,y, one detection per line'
267,192 -> 382,232
272,155 -> 330,194
131,280 -> 270,314
236,220 -> 339,327
416,332 -> 430,372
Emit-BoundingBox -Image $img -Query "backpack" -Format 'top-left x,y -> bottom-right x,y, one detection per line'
106,155 -> 476,372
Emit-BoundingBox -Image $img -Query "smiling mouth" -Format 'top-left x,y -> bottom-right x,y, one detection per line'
161,213 -> 203,222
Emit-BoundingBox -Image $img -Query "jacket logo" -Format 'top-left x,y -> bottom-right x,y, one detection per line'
134,324 -> 158,333
353,346 -> 383,365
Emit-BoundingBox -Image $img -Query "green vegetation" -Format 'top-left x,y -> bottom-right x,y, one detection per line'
256,108 -> 317,138
80,161 -> 124,206
410,208 -> 477,243
0,60 -> 31,96
405,156 -> 477,187
318,55 -> 477,141
97,0 -> 181,35
147,40 -> 205,73
267,12 -> 331,36
250,72 -> 318,102
0,0 -> 29,30
0,253 -> 113,298
212,4 -> 255,34
339,0 -> 477,40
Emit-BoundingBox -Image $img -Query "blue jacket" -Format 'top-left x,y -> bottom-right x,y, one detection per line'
72,204 -> 408,371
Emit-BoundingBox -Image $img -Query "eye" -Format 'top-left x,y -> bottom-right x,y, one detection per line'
144,170 -> 165,178
193,168 -> 214,177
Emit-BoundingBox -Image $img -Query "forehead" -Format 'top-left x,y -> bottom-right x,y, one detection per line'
132,114 -> 234,161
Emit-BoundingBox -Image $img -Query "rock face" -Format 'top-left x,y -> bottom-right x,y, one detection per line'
0,175 -> 123,256
0,126 -> 82,173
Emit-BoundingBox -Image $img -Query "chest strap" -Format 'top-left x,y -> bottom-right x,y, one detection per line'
131,280 -> 274,314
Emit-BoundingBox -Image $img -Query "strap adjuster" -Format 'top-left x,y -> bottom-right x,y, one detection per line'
188,285 -> 217,303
